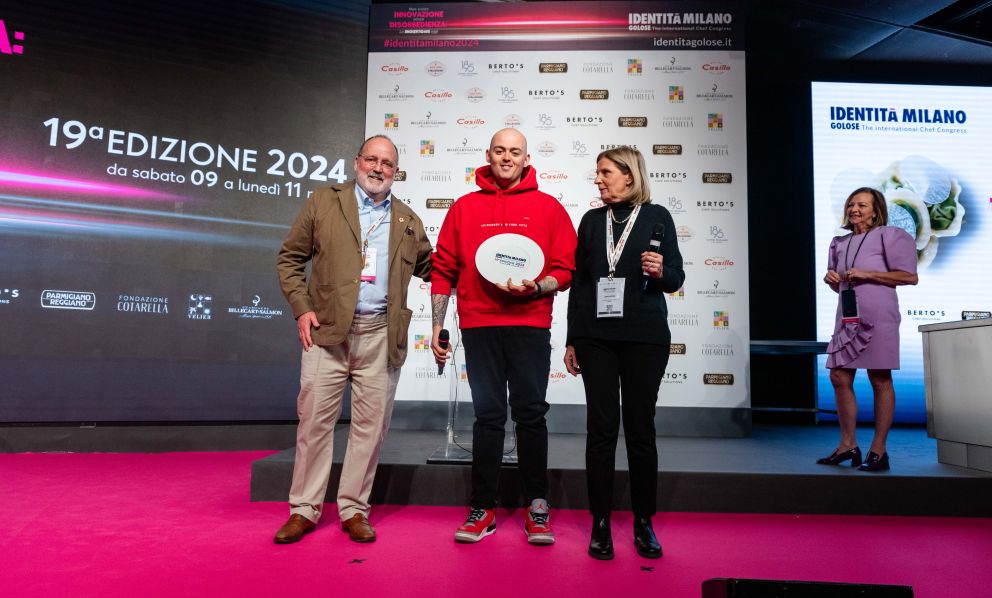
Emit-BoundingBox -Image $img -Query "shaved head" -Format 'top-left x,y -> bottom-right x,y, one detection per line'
486,128 -> 530,190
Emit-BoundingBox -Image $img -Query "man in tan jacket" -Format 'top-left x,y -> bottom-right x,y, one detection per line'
274,135 -> 432,544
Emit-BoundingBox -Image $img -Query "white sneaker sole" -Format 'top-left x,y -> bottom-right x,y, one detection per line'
526,531 -> 555,545
455,523 -> 496,543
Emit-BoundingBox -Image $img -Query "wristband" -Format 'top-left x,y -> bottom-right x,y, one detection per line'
533,280 -> 543,296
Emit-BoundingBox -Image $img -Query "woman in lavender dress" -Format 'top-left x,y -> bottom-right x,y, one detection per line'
819,187 -> 918,471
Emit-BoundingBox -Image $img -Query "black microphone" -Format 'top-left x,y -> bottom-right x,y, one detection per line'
642,223 -> 665,291
437,329 -> 450,376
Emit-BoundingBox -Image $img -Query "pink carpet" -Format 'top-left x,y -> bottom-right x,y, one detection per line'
0,452 -> 989,597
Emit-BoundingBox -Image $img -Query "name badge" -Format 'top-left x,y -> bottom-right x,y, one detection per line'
840,288 -> 859,323
597,277 -> 624,318
361,247 -> 378,282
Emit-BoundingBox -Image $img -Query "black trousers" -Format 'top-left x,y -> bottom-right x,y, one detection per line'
462,326 -> 551,509
572,337 -> 669,519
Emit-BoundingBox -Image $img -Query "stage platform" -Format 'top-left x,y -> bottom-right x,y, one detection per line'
250,424 -> 992,517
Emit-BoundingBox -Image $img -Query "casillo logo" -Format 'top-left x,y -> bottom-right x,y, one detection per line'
539,62 -> 567,73
393,170 -> 407,181
457,116 -> 486,128
580,89 -> 609,100
381,63 -> 408,74
618,116 -> 648,127
702,172 -> 732,184
705,257 -> 734,269
424,90 -> 453,101
703,373 -> 734,385
539,170 -> 568,182
702,62 -> 731,74
669,343 -> 687,355
654,144 -> 682,155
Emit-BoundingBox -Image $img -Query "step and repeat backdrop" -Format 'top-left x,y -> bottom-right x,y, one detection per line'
366,1 -> 751,409
1,0 -> 748,422
812,82 -> 992,422
0,1 -> 368,420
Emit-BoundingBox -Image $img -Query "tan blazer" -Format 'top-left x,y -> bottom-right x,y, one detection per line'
277,181 -> 432,367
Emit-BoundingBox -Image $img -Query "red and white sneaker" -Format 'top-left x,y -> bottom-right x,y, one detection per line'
525,499 -> 555,545
454,507 -> 496,543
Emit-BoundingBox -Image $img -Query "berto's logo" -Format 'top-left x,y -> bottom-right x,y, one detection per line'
0,19 -> 25,56
40,290 -> 95,310
0,287 -> 20,305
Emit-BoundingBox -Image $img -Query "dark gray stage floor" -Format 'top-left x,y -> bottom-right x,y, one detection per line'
250,425 -> 992,516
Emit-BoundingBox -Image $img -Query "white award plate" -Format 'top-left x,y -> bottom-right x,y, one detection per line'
475,233 -> 545,285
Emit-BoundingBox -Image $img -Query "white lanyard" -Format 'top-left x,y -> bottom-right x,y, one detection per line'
605,205 -> 640,278
362,208 -> 389,257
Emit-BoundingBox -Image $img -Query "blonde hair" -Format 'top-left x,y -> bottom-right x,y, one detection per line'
840,187 -> 887,231
596,146 -> 650,205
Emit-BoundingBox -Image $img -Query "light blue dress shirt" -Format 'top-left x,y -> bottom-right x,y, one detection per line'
354,185 -> 390,315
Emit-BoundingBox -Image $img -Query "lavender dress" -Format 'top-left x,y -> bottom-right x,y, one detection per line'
826,226 -> 917,370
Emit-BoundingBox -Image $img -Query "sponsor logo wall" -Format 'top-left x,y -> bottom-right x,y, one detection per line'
367,1 -> 749,409
812,82 -> 992,422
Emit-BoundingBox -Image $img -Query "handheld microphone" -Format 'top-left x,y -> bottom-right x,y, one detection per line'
643,223 -> 665,291
437,329 -> 450,376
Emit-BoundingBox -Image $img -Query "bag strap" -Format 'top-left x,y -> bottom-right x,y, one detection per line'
880,227 -> 890,271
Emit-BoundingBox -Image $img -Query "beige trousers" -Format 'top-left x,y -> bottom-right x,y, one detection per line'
288,313 -> 400,523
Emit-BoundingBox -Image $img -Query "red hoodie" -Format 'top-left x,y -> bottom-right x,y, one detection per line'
431,164 -> 577,329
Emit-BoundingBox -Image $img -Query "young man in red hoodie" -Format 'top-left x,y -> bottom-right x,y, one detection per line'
430,128 -> 577,545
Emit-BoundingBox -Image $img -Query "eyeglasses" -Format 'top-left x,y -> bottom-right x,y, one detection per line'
358,155 -> 397,171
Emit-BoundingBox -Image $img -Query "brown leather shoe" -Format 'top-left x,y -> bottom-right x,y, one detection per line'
341,513 -> 376,543
274,514 -> 316,544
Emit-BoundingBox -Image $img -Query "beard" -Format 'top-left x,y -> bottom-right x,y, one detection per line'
358,171 -> 390,196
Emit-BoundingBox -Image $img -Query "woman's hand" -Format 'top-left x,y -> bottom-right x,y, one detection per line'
824,270 -> 842,285
641,251 -> 664,279
845,268 -> 871,283
564,345 -> 581,376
